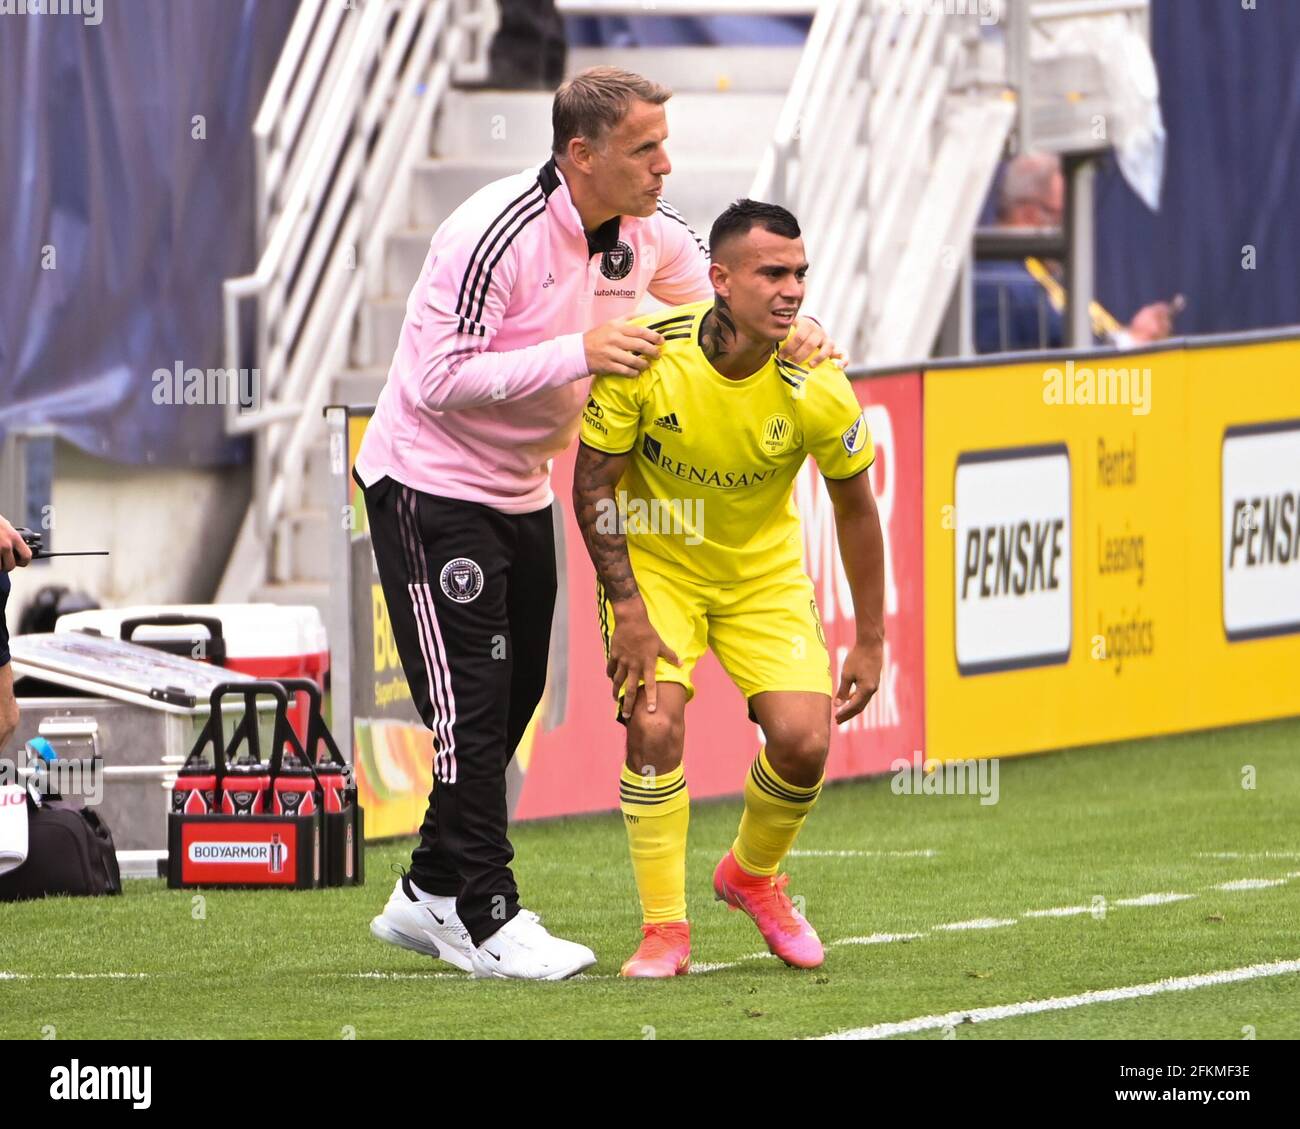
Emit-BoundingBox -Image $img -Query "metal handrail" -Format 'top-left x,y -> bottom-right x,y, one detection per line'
221,0 -> 493,585
752,1 -> 986,360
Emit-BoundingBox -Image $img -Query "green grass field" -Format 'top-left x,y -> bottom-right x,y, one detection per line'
2,717 -> 1297,1040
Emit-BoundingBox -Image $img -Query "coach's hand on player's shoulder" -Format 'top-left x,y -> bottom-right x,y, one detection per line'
779,317 -> 842,369
584,319 -> 665,377
0,514 -> 34,572
607,599 -> 680,717
833,638 -> 883,724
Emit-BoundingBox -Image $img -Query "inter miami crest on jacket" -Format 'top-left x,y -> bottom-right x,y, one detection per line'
601,241 -> 635,280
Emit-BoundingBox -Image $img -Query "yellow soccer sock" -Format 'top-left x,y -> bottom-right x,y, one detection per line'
732,748 -> 822,877
619,763 -> 690,923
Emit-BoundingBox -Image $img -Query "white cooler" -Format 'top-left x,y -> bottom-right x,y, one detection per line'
55,604 -> 329,739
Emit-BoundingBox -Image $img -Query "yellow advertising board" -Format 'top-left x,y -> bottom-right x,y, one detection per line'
344,409 -> 437,838
924,347 -> 1193,760
1184,339 -> 1300,728
925,338 -> 1300,761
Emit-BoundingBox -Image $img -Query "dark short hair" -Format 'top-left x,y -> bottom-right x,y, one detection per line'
552,67 -> 672,158
709,199 -> 802,257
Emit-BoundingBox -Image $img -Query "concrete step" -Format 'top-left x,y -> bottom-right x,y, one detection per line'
434,90 -> 785,162
283,508 -> 332,583
303,440 -> 334,511
407,157 -> 754,236
356,298 -> 406,368
565,46 -> 802,93
386,229 -> 433,297
331,365 -> 388,407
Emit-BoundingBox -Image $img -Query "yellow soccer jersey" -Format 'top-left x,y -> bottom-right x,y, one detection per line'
579,300 -> 874,584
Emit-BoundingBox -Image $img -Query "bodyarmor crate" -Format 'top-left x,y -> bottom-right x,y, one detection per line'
167,680 -> 363,889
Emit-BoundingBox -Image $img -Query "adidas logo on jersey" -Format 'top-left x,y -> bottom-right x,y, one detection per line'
654,412 -> 683,433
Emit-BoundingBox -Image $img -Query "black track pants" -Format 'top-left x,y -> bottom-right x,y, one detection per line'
361,474 -> 556,945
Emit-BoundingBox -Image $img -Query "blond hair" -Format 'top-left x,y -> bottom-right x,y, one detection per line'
552,67 -> 671,158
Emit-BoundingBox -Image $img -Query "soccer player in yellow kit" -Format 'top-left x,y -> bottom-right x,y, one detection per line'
572,200 -> 886,976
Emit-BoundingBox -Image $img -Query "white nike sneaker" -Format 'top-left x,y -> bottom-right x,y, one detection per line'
469,910 -> 597,981
369,876 -> 475,973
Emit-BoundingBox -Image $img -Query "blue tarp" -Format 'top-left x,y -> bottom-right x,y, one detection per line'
0,0 -> 296,467
1094,0 -> 1300,335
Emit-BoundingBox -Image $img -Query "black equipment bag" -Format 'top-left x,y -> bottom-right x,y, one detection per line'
0,794 -> 123,901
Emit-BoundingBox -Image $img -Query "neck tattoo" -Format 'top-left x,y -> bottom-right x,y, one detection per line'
700,301 -> 738,362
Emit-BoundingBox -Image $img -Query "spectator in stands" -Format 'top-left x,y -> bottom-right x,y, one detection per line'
974,153 -> 1176,353
0,514 -> 32,752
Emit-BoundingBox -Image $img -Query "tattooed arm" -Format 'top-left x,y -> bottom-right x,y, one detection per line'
573,441 -> 680,716
573,443 -> 638,604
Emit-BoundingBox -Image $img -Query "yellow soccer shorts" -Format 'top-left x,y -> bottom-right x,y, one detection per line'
596,552 -> 833,705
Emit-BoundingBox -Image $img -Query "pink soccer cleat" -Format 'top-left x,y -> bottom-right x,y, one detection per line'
713,850 -> 824,969
620,921 -> 692,979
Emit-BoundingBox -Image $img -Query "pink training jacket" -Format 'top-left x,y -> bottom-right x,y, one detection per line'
355,157 -> 713,513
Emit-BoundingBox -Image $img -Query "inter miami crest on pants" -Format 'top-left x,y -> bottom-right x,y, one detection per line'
600,241 -> 635,280
440,557 -> 485,603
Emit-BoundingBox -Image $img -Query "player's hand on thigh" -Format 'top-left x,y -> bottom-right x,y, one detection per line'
607,602 -> 679,718
833,639 -> 883,723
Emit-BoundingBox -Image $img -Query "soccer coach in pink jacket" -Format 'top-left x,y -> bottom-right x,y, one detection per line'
357,67 -> 836,980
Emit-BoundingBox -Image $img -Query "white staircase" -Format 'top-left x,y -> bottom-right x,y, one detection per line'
750,0 -> 1015,366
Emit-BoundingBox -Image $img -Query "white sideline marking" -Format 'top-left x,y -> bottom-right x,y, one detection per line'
691,933 -> 924,975
1114,893 -> 1196,906
1197,851 -> 1300,860
933,918 -> 1017,931
816,958 -> 1300,1040
0,972 -> 150,981
588,871 -> 1287,980
332,971 -> 462,981
788,849 -> 939,859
